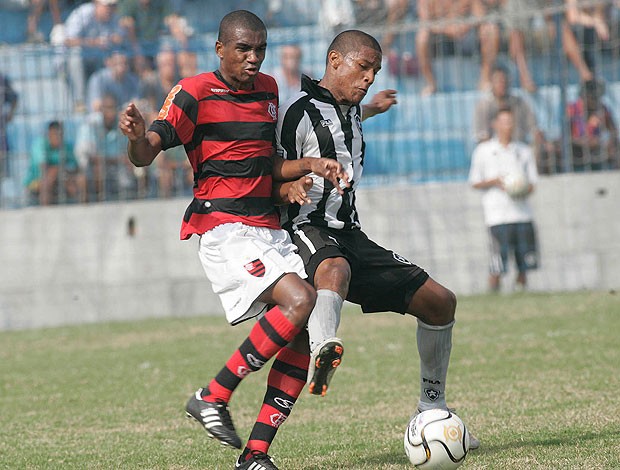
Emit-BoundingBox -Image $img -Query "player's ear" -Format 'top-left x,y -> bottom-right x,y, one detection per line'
215,41 -> 224,60
328,50 -> 342,69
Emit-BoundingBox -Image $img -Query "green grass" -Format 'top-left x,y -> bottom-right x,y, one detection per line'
1,291 -> 619,469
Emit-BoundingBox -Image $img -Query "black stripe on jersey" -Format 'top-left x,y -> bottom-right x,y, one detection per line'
200,92 -> 277,103
280,96 -> 310,160
149,120 -> 183,150
197,155 -> 273,179
174,88 -> 199,124
192,121 -> 275,145
183,197 -> 276,222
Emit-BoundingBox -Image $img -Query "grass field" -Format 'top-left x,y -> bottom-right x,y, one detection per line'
1,291 -> 619,469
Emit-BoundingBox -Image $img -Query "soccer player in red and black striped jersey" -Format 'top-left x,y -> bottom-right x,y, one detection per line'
119,10 -> 348,470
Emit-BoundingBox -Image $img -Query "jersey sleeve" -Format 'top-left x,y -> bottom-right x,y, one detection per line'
276,99 -> 310,161
150,80 -> 198,150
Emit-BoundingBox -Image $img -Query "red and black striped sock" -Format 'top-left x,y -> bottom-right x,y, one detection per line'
201,306 -> 301,403
244,345 -> 309,457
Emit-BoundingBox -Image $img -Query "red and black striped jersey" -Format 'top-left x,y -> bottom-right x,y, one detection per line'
149,70 -> 280,240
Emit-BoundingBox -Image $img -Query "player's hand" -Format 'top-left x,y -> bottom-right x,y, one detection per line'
309,158 -> 350,195
119,102 -> 147,142
364,89 -> 398,119
287,176 -> 314,205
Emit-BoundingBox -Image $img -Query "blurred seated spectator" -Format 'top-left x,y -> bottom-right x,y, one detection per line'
1,73 -> 18,180
87,50 -> 141,112
156,146 -> 193,199
27,0 -> 62,43
24,120 -> 86,205
271,44 -> 305,105
264,0 -> 317,27
473,65 -> 558,171
63,0 -> 128,110
568,78 -> 619,171
562,0 -> 610,82
319,0 -> 356,34
416,0 -> 498,95
176,49 -> 197,78
118,0 -> 192,76
500,0 -> 556,93
75,94 -> 143,201
139,48 -> 179,112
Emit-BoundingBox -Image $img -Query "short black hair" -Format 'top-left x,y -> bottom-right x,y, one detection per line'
326,30 -> 381,63
48,120 -> 63,131
218,10 -> 266,43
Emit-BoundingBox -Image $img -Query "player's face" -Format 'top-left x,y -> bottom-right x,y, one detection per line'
330,46 -> 382,105
216,27 -> 267,91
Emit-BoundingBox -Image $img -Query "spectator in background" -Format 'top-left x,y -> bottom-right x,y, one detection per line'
568,78 -> 619,171
416,0 -> 499,95
86,50 -> 141,112
118,0 -> 192,75
271,44 -> 304,104
24,120 -> 86,205
0,73 -> 18,180
176,49 -> 198,78
139,48 -> 179,112
473,65 -> 545,148
75,94 -> 141,201
63,0 -> 128,111
156,145 -> 193,198
469,106 -> 539,292
27,0 -> 62,43
500,0 -> 553,93
563,0 -> 610,82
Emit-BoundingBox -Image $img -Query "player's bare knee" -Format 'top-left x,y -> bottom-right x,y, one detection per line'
285,284 -> 317,327
315,257 -> 351,294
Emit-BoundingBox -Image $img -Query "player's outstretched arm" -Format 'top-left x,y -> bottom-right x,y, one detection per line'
362,89 -> 397,121
119,102 -> 162,167
272,157 -> 349,194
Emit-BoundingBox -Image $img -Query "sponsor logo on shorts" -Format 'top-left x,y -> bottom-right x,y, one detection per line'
425,388 -> 440,401
393,252 -> 412,265
244,259 -> 266,277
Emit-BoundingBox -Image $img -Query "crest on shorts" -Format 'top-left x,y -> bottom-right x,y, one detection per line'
244,259 -> 266,277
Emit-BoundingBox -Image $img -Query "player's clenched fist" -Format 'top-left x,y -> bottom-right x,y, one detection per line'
119,103 -> 147,142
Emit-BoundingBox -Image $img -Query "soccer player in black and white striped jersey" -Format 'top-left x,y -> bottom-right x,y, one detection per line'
274,29 -> 480,449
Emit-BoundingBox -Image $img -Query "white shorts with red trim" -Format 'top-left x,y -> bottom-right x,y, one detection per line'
198,222 -> 307,325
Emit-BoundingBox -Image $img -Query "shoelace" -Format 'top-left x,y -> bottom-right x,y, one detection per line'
215,401 -> 235,429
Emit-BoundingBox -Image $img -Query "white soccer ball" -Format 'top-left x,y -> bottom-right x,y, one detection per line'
404,409 -> 470,469
501,171 -> 529,198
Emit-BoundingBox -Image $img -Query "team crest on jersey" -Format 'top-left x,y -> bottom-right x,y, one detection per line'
268,102 -> 277,120
244,259 -> 266,277
392,252 -> 412,265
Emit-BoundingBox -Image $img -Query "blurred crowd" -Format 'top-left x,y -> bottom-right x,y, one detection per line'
0,0 -> 619,206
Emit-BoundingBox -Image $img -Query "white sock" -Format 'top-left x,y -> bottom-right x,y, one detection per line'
416,319 -> 454,412
307,289 -> 343,353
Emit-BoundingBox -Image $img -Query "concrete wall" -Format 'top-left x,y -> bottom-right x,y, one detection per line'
1,171 -> 618,331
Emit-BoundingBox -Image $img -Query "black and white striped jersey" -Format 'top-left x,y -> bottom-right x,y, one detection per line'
276,75 -> 365,231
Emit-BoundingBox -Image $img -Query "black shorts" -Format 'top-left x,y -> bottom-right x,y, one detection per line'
290,225 -> 429,314
489,222 -> 539,274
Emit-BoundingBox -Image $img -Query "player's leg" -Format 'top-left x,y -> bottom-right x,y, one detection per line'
236,330 -> 310,469
291,226 -> 349,396
186,225 -> 314,449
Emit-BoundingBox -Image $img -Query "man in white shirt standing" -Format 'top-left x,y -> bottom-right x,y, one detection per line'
469,106 -> 539,292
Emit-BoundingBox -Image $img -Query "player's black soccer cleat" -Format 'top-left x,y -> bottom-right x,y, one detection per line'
185,389 -> 242,449
235,449 -> 279,470
307,338 -> 344,396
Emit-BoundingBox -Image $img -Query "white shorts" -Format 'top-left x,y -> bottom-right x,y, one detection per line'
198,222 -> 307,325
